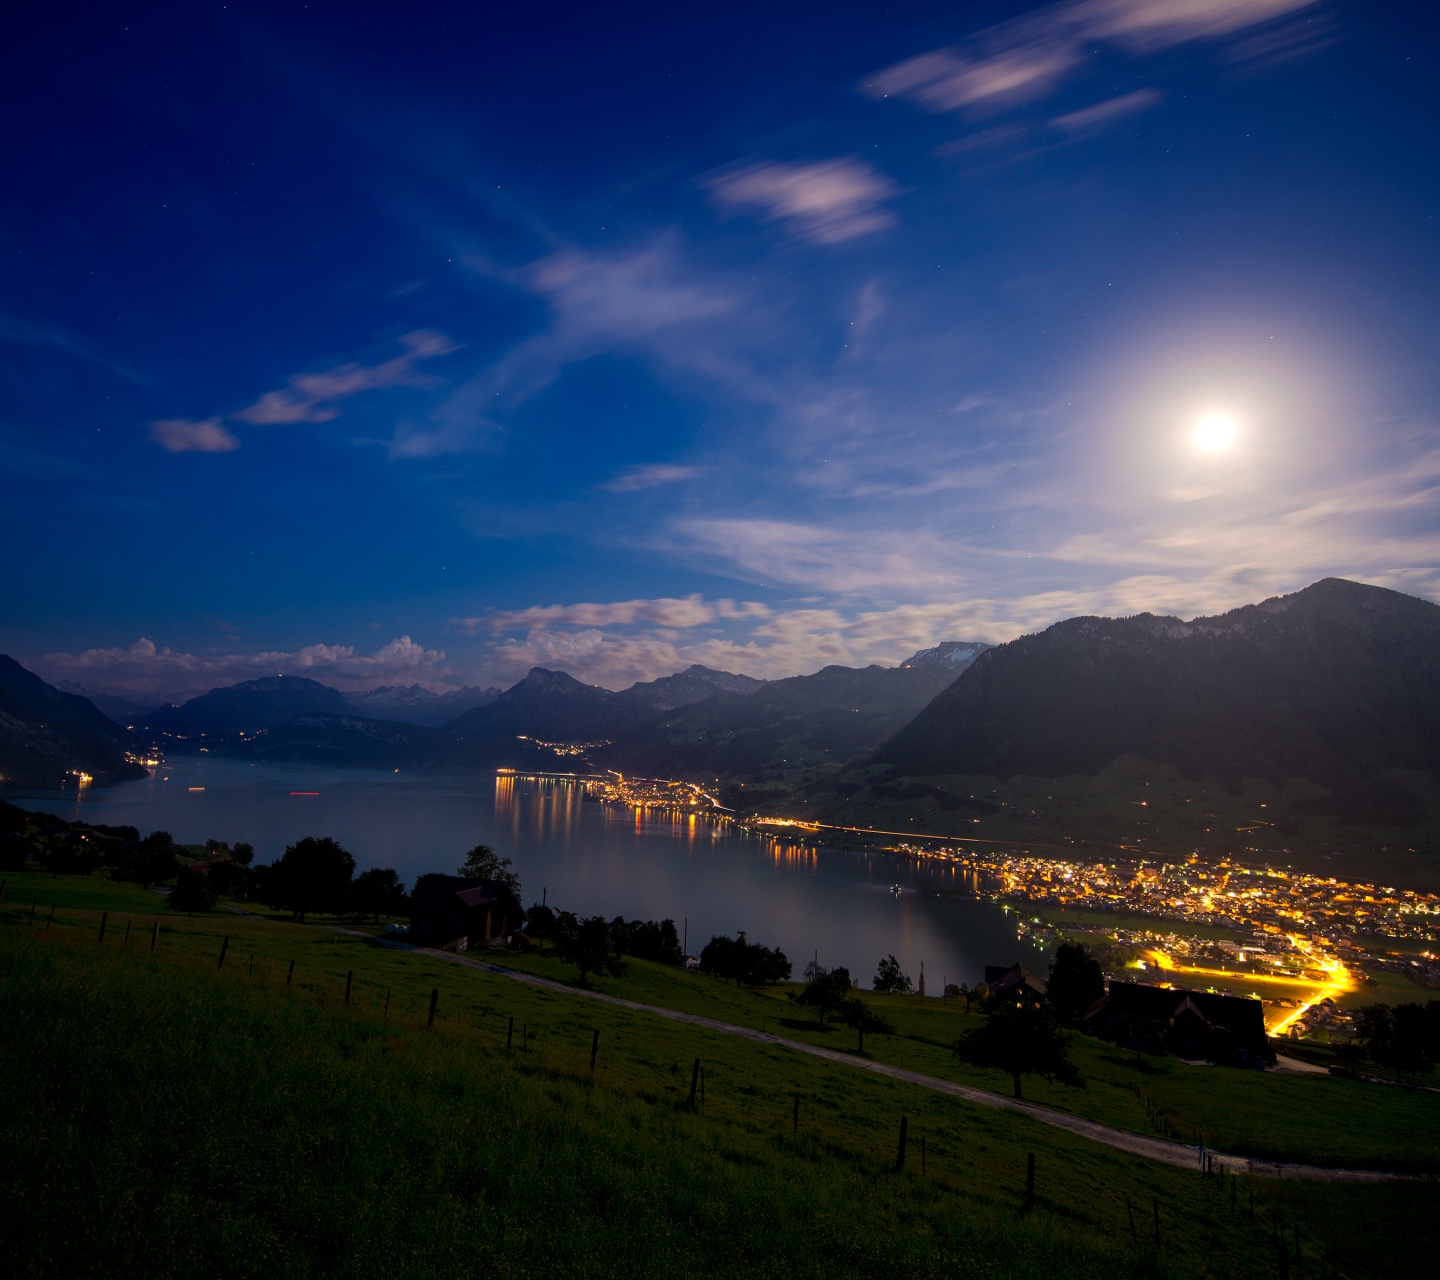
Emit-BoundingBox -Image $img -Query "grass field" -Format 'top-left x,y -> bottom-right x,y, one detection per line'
1,872 -> 1437,1277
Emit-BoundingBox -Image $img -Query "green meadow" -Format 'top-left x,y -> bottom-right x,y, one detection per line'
0,872 -> 1434,1279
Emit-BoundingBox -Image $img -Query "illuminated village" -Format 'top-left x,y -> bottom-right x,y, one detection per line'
499,765 -> 1440,1039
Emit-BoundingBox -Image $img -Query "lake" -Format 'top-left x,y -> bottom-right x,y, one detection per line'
3,757 -> 1044,989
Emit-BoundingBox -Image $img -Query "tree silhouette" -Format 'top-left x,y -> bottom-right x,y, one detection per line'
267,836 -> 355,922
838,996 -> 895,1053
456,843 -> 520,898
873,954 -> 913,995
352,867 -> 408,923
550,912 -> 627,984
954,1003 -> 1082,1099
1047,943 -> 1105,1022
790,967 -> 852,1027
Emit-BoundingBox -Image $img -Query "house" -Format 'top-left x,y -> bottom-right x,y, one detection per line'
983,962 -> 1049,1003
1084,980 -> 1271,1067
409,874 -> 521,952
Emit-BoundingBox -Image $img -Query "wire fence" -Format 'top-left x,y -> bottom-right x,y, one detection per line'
1129,1082 -> 1376,1280
0,891 -> 1395,1278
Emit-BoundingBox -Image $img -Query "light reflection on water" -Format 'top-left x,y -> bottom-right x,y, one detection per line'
4,757 -> 1042,987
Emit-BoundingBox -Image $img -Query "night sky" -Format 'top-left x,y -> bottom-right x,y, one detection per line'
3,1 -> 1437,700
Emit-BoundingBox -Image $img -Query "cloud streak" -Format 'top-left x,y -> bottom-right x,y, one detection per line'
706,158 -> 899,244
861,0 -> 1318,118
233,330 -> 458,425
149,417 -> 241,454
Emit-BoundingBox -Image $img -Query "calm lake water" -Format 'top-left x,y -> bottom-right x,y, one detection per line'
4,757 -> 1043,988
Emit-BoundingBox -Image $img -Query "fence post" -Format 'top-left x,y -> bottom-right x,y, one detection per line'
507,1015 -> 513,1050
29,901 -> 36,925
98,911 -> 108,943
249,953 -> 254,978
124,920 -> 131,945
688,1057 -> 701,1107
0,880 -> 5,904
792,1093 -> 799,1136
590,1028 -> 600,1073
1279,1235 -> 1290,1280
286,958 -> 295,986
46,904 -> 55,929
896,1116 -> 908,1171
151,921 -> 159,951
384,989 -> 390,1020
427,987 -> 439,1028
700,1066 -> 705,1111
1153,1198 -> 1161,1252
217,935 -> 229,969
1025,1152 -> 1035,1207
1126,1198 -> 1137,1245
921,1134 -> 926,1175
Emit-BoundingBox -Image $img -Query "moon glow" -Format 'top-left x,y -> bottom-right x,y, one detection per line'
1193,413 -> 1238,452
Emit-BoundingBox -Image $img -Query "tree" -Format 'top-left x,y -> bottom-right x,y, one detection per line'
456,843 -> 520,898
698,933 -> 791,987
837,996 -> 895,1053
1356,1002 -> 1440,1077
873,954 -> 913,995
352,867 -> 408,923
264,836 -> 355,921
168,865 -> 216,914
1048,943 -> 1106,1023
954,1003 -> 1083,1100
790,967 -> 853,1027
609,917 -> 683,965
550,912 -> 627,984
231,841 -> 255,867
524,902 -> 556,952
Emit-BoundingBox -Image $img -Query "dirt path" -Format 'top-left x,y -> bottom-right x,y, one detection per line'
381,939 -> 1431,1183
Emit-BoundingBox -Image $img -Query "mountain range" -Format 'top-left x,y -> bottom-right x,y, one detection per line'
0,656 -> 143,787
3,579 -> 1439,850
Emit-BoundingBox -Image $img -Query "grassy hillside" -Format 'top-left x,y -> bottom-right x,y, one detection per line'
0,875 -> 1435,1278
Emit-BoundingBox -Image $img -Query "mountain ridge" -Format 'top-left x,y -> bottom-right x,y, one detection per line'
872,578 -> 1440,793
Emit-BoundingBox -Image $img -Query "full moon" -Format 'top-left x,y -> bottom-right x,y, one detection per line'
1193,413 -> 1238,452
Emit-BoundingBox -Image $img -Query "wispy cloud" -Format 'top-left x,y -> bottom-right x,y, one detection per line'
603,462 -> 703,493
1051,88 -> 1164,132
415,238 -> 749,458
453,593 -> 769,635
233,330 -> 458,425
861,0 -> 1318,117
0,309 -> 147,384
149,417 -> 241,453
38,635 -> 450,700
706,158 -> 899,244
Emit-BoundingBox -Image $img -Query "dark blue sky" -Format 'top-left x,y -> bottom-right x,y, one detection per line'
3,0 -> 1437,698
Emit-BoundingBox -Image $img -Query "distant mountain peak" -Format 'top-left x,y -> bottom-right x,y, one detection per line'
899,640 -> 991,672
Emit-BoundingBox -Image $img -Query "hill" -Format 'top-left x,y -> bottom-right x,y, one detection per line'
615,663 -> 766,712
602,643 -> 990,785
343,683 -> 501,727
141,675 -> 353,736
873,579 -> 1440,810
0,656 -> 143,787
445,667 -> 649,743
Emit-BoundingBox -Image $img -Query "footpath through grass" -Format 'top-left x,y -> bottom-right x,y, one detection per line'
0,873 -> 1434,1278
487,939 -> 1440,1174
